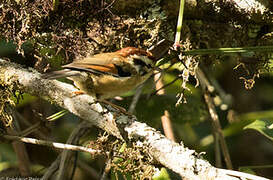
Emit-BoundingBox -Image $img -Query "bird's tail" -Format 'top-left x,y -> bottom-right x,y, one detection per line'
41,69 -> 81,79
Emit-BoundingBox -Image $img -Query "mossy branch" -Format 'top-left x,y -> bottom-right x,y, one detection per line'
0,59 -> 269,180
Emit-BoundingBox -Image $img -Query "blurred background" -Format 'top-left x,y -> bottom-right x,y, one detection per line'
0,0 -> 273,179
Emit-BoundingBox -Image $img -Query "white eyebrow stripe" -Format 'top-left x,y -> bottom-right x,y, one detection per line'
130,54 -> 154,66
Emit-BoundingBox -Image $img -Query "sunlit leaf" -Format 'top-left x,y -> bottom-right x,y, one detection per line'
244,118 -> 273,141
238,167 -> 256,175
46,110 -> 68,121
200,110 -> 273,146
153,168 -> 170,180
14,93 -> 37,107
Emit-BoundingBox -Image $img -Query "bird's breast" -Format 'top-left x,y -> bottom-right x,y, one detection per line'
92,71 -> 153,99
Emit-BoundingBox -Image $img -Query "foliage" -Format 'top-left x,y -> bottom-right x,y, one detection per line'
0,0 -> 273,179
244,118 -> 273,141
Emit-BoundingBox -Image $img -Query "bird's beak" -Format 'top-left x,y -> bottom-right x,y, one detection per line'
148,39 -> 174,61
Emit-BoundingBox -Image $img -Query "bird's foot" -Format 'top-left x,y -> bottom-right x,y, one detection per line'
98,99 -> 132,116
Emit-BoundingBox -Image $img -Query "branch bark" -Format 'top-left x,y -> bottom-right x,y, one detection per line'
0,59 -> 269,180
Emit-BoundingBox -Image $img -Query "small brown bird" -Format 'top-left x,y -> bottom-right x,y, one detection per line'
43,40 -> 172,99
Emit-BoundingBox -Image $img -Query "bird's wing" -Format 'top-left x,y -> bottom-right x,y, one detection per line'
62,52 -> 126,77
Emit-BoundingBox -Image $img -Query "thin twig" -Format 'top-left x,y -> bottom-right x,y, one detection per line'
69,151 -> 78,180
7,107 -> 31,177
197,68 -> 233,169
154,72 -> 176,141
218,168 -> 270,180
161,110 -> 176,141
151,76 -> 181,97
175,0 -> 185,43
97,0 -> 116,13
182,45 -> 273,55
204,93 -> 233,169
77,160 -> 100,180
19,122 -> 41,137
43,155 -> 61,180
42,122 -> 95,180
57,121 -> 92,179
213,131 -> 222,168
154,72 -> 166,96
128,83 -> 144,113
13,110 -> 48,140
100,158 -> 111,180
206,71 -> 232,107
2,134 -> 101,154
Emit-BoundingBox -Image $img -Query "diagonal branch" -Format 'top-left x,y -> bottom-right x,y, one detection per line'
196,68 -> 233,169
0,59 -> 269,180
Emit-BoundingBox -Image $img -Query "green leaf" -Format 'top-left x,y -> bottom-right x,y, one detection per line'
46,110 -> 68,121
200,110 -> 273,146
14,93 -> 37,107
268,59 -> 273,69
238,167 -> 257,175
153,168 -> 170,180
244,118 -> 273,141
53,0 -> 59,11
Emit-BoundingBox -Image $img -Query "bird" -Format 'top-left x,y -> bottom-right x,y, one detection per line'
42,39 -> 172,100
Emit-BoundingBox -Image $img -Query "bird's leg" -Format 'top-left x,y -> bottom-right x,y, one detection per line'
72,91 -> 131,115
98,99 -> 132,116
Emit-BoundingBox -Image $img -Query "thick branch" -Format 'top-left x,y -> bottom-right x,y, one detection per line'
0,59 -> 269,180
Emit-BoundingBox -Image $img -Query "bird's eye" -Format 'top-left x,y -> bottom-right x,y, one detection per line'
133,59 -> 146,66
114,65 -> 131,77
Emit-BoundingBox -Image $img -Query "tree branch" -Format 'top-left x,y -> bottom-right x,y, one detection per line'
2,134 -> 100,155
0,59 -> 269,180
